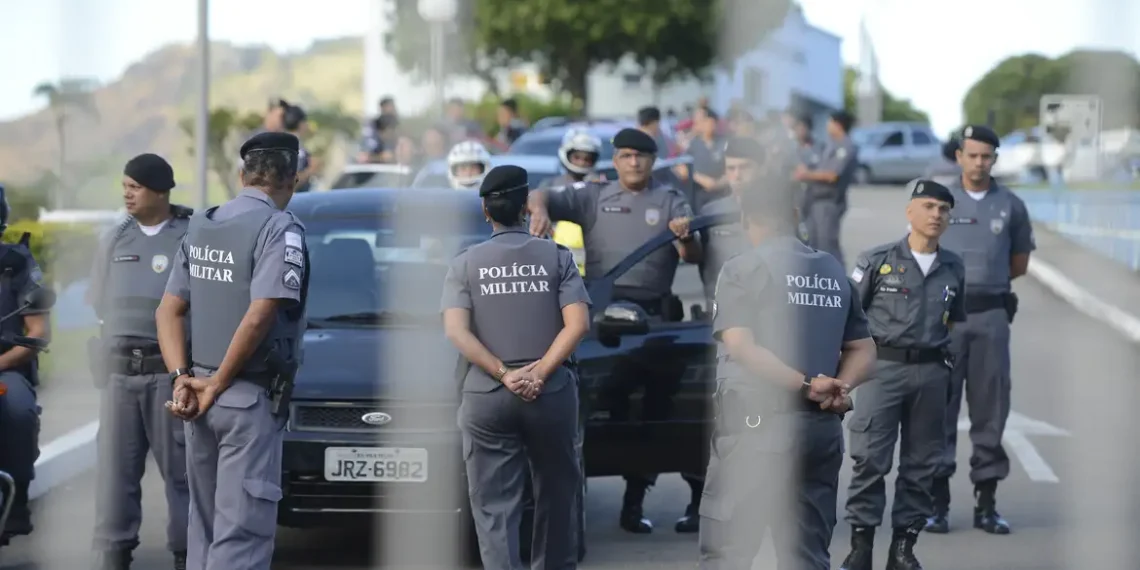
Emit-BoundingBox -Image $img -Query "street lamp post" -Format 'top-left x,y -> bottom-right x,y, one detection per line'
417,0 -> 457,118
195,0 -> 210,209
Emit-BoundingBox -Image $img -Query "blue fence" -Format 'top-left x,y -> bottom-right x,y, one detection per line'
1017,188 -> 1140,271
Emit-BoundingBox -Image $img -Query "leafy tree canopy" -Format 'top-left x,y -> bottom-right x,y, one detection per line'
842,67 -> 930,124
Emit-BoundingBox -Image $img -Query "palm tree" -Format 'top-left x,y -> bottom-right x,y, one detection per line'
33,78 -> 99,208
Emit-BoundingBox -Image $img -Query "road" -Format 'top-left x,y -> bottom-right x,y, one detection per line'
5,187 -> 1140,569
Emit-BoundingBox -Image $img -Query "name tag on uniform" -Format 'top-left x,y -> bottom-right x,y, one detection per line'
948,217 -> 977,225
113,255 -> 139,263
877,286 -> 908,294
601,206 -> 630,214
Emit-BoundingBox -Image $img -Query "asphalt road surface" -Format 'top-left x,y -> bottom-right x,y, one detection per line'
5,187 -> 1140,569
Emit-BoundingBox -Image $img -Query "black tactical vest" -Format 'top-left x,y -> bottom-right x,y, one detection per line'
185,208 -> 305,374
0,245 -> 33,347
465,231 -> 562,368
100,220 -> 189,340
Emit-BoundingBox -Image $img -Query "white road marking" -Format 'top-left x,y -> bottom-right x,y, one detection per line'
958,411 -> 1069,483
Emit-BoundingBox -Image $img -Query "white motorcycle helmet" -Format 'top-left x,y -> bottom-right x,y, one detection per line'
557,129 -> 602,176
446,141 -> 492,190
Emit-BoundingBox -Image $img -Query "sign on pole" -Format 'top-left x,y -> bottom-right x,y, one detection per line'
1040,95 -> 1103,180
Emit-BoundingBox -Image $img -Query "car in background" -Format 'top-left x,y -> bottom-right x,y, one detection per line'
990,127 -> 1065,183
850,122 -> 944,184
509,119 -> 682,159
327,163 -> 416,190
278,186 -> 734,562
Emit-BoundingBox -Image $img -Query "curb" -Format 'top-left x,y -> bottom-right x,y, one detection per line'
30,420 -> 99,500
1026,258 -> 1140,344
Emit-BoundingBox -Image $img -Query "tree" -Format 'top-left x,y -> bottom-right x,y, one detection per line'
961,50 -> 1140,136
842,67 -> 930,124
385,0 -> 790,108
32,78 -> 100,209
383,0 -> 509,99
178,108 -> 263,200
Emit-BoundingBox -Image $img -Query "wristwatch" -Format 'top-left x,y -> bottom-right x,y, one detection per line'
169,368 -> 193,384
492,365 -> 508,382
799,374 -> 812,399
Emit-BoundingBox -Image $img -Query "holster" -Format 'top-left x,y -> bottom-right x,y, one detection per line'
1004,292 -> 1019,323
87,336 -> 108,388
265,350 -> 297,419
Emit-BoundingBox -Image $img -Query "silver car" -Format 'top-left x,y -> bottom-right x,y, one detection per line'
851,122 -> 944,184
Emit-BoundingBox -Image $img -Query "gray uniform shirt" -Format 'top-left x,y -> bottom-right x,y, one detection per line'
806,138 -> 858,207
440,228 -> 591,393
712,236 -> 870,408
545,179 -> 693,298
939,179 -> 1035,295
165,189 -> 308,362
851,238 -> 967,350
89,218 -> 189,340
699,195 -> 746,298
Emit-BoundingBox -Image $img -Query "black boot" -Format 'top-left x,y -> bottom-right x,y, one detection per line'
0,479 -> 33,546
973,480 -> 1010,535
924,477 -> 950,534
885,526 -> 923,570
173,550 -> 187,570
838,526 -> 874,570
674,480 -> 701,533
93,549 -> 133,570
619,483 -> 653,534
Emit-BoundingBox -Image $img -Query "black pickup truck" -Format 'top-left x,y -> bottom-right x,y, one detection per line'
279,187 -> 726,562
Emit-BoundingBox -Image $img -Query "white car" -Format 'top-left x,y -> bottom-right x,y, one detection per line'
991,127 -> 1065,183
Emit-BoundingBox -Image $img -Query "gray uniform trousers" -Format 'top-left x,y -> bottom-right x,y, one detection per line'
698,412 -> 844,570
845,361 -> 950,529
184,376 -> 285,570
938,307 -> 1011,483
460,366 -> 580,570
93,372 -> 190,552
804,201 -> 845,268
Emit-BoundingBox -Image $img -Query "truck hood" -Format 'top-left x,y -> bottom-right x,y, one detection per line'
294,325 -> 461,402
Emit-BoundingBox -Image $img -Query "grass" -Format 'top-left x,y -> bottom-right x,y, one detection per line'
39,324 -> 96,379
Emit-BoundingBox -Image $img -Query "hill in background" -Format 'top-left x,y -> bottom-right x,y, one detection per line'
0,37 -> 366,208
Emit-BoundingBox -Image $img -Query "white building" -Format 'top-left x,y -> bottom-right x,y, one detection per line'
363,4 -> 842,127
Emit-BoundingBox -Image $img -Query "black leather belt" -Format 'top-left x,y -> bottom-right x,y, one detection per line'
108,352 -> 167,375
964,294 -> 1006,314
877,346 -> 945,364
192,363 -> 275,388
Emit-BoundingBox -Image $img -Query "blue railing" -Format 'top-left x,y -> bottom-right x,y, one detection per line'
1017,188 -> 1140,270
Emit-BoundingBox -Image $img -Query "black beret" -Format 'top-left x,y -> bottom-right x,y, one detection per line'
960,125 -> 1000,148
240,131 -> 300,160
611,128 -> 657,154
906,178 -> 955,208
479,165 -> 529,198
724,137 -> 764,162
123,153 -> 176,192
282,105 -> 307,131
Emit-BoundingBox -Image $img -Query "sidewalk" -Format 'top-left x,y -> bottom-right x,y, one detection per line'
1027,224 -> 1140,343
30,367 -> 100,500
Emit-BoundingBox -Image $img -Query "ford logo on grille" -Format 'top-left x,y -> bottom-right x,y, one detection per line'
361,412 -> 393,426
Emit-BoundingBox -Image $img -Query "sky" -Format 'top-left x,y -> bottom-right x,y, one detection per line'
1,0 -> 1137,136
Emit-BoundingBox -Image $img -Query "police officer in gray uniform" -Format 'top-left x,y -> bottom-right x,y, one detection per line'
698,137 -> 763,303
442,165 -> 592,570
87,154 -> 193,570
0,184 -> 50,549
699,183 -> 877,570
840,180 -> 967,570
528,128 -> 704,534
795,111 -> 859,267
927,125 -> 1035,536
157,131 -> 309,570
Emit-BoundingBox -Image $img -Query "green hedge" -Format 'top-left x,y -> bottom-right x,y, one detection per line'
3,219 -> 101,284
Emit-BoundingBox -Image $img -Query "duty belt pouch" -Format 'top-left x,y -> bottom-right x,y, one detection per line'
1003,292 -> 1019,323
87,336 -> 108,388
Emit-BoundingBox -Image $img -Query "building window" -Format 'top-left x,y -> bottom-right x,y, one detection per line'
622,73 -> 642,89
743,67 -> 765,106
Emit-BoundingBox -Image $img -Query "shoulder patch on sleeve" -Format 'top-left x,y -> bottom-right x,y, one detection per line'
29,266 -> 43,285
850,267 -> 865,283
284,246 -> 304,268
284,231 -> 303,249
283,268 -> 302,290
